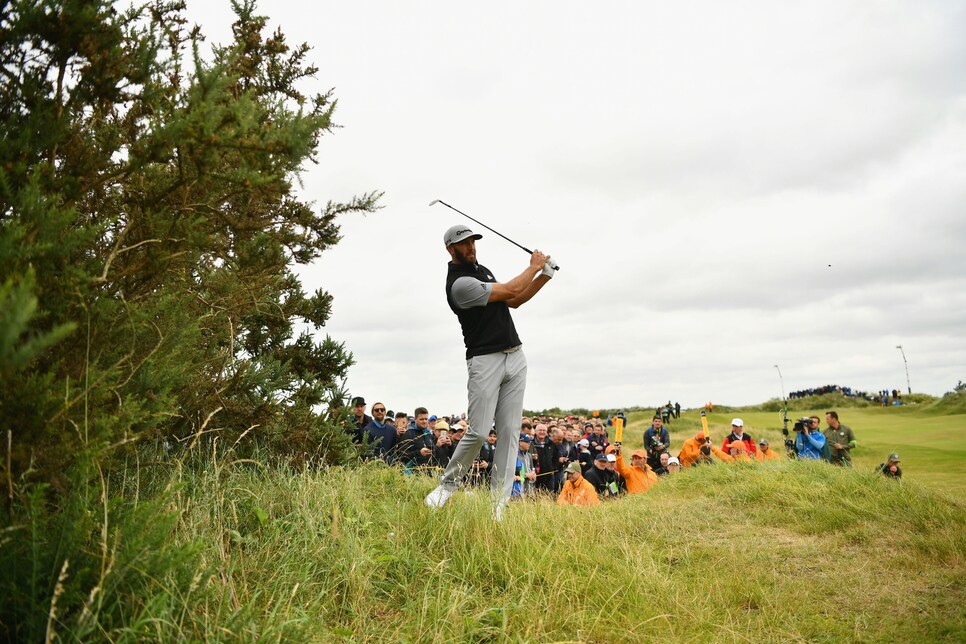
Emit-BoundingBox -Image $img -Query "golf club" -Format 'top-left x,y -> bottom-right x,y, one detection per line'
429,199 -> 559,271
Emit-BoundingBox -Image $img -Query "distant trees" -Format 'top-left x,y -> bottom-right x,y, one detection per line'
0,0 -> 379,486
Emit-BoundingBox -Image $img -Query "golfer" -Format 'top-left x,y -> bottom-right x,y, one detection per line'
425,224 -> 554,519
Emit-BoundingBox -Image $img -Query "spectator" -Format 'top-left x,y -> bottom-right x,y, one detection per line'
674,402 -> 681,418
513,434 -> 537,497
666,456 -> 681,474
612,446 -> 658,493
724,440 -> 753,462
794,417 -> 826,460
756,438 -> 782,462
395,410 -> 409,433
552,427 -> 574,491
722,418 -> 757,455
400,407 -> 434,471
603,453 -> 627,495
576,439 -> 593,473
679,431 -> 732,467
824,411 -> 857,466
521,419 -> 534,438
532,424 -> 560,494
583,454 -> 610,495
363,402 -> 397,461
877,453 -> 902,479
449,421 -> 466,448
432,419 -> 456,469
652,451 -> 671,476
472,429 -> 497,485
557,462 -> 600,507
587,424 -> 609,457
643,415 -> 671,471
349,396 -> 371,444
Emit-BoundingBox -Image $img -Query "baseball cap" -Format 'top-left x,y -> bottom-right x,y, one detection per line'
429,415 -> 437,422
888,452 -> 900,462
759,438 -> 769,446
632,449 -> 648,459
605,454 -> 617,463
728,441 -> 747,452
667,456 -> 680,466
351,396 -> 365,406
594,453 -> 607,462
565,461 -> 582,474
444,225 -> 483,246
578,438 -> 590,447
436,420 -> 450,431
731,418 -> 744,427
519,434 -> 532,443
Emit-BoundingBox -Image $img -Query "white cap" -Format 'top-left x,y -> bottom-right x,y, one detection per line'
605,454 -> 617,462
731,418 -> 744,427
668,457 -> 680,466
577,438 -> 590,447
444,225 -> 482,246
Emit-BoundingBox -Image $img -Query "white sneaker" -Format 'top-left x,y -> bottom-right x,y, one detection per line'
424,485 -> 454,508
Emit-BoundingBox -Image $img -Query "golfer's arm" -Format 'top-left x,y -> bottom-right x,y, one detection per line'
506,274 -> 550,309
489,266 -> 543,303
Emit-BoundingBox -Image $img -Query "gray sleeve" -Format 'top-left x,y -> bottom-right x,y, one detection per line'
451,276 -> 492,309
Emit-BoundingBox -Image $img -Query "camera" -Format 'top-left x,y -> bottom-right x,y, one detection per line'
792,417 -> 810,432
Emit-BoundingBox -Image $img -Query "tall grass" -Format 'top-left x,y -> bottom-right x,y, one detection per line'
4,443 -> 964,642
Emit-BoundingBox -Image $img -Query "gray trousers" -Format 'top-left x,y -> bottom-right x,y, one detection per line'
440,348 -> 527,510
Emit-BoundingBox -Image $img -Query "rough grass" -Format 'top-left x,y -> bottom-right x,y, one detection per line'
7,447 -> 961,642
6,394 -> 965,641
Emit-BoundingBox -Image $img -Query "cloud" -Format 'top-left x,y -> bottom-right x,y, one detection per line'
188,0 -> 966,412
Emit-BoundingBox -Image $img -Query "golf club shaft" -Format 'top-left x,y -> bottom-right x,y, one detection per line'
430,199 -> 559,270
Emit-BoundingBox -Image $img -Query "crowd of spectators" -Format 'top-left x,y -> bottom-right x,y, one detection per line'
788,384 -> 857,399
787,384 -> 905,406
346,397 -> 900,501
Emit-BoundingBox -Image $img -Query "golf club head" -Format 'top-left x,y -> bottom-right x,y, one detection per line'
428,199 -> 440,206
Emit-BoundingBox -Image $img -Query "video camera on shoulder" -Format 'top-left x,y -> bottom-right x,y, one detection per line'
792,417 -> 811,432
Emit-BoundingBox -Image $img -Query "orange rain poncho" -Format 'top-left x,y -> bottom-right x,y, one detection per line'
757,446 -> 783,462
557,474 -> 600,506
613,449 -> 658,493
678,434 -> 733,467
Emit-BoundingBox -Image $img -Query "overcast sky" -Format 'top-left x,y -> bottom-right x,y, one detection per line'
187,0 -> 966,414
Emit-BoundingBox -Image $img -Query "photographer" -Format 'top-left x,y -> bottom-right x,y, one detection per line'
876,453 -> 902,479
643,415 -> 671,471
793,416 -> 826,460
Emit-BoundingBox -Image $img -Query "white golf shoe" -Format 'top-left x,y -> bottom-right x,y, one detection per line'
424,485 -> 454,509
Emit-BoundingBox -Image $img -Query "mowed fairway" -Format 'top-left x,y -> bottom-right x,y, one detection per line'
627,405 -> 966,495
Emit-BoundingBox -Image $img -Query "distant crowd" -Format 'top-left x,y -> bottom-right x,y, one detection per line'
344,397 -> 902,506
788,384 -> 906,406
